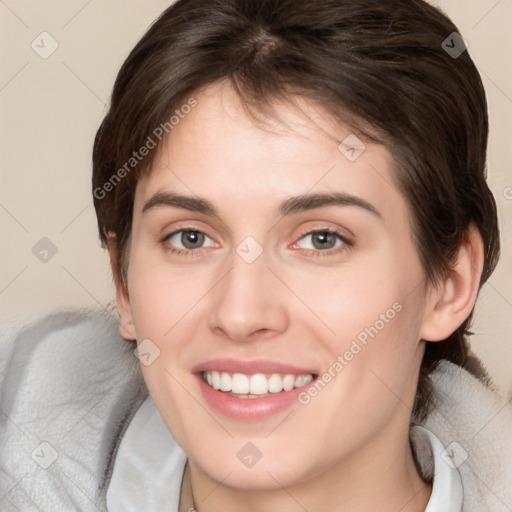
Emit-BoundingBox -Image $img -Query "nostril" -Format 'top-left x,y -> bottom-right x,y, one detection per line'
250,328 -> 271,339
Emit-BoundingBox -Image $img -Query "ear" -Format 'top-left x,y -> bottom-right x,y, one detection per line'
107,232 -> 137,341
420,225 -> 484,342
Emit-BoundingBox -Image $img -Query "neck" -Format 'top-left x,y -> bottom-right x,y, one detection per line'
180,421 -> 432,512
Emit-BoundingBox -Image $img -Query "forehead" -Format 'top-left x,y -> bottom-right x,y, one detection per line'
134,81 -> 407,224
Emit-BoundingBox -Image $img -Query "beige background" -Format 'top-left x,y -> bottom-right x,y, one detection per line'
1,1 -> 511,391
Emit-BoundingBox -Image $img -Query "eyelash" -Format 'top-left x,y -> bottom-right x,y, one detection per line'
294,226 -> 353,257
159,226 -> 214,257
159,226 -> 353,258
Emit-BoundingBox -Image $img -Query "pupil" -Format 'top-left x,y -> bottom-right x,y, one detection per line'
313,232 -> 336,250
182,231 -> 204,249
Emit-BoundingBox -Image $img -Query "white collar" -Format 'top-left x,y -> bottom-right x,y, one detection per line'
410,425 -> 463,511
106,395 -> 187,511
107,396 -> 463,511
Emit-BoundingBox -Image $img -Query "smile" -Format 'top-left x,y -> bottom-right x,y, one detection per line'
202,371 -> 314,398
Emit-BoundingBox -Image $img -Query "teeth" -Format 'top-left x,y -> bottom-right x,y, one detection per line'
203,371 -> 314,394
283,374 -> 296,391
220,372 -> 231,392
232,373 -> 249,394
249,374 -> 268,395
211,371 -> 221,390
268,374 -> 283,393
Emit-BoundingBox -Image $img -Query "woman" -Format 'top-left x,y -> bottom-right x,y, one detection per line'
1,0 -> 511,510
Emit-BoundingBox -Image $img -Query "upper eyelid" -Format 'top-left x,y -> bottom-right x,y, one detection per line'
160,216 -> 352,234
161,221 -> 216,238
163,225 -> 345,237
293,229 -> 352,250
296,225 -> 351,239
162,226 -> 351,248
292,221 -> 355,248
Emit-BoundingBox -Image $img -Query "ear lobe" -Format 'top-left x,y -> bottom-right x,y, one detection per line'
107,232 -> 137,341
420,225 -> 484,342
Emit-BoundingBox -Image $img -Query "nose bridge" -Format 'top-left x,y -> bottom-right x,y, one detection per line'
207,241 -> 288,341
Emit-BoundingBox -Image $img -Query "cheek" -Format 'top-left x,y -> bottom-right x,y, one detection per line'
278,252 -> 410,344
127,248 -> 211,333
314,291 -> 426,442
286,248 -> 426,413
292,300 -> 425,472
125,249 -> 223,395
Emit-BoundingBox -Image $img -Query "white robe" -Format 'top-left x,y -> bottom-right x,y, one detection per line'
1,309 -> 511,511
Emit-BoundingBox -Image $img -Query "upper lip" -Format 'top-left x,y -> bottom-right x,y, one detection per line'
192,358 -> 318,376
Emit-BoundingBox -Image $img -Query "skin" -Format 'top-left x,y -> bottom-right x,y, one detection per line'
110,79 -> 484,511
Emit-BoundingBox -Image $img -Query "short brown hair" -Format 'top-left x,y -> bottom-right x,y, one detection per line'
92,0 -> 500,421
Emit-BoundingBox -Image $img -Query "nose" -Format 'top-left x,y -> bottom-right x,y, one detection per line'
207,246 -> 289,343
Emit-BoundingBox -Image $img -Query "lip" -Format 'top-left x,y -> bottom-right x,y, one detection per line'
192,358 -> 318,376
193,358 -> 318,421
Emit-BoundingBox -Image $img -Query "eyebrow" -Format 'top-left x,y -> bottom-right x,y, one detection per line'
142,191 -> 382,219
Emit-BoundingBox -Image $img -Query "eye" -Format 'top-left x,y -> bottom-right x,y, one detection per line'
161,228 -> 216,254
292,228 -> 352,256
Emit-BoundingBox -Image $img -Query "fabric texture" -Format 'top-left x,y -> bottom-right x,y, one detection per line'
412,426 -> 463,511
106,395 -> 463,512
0,309 -> 148,511
1,309 -> 511,511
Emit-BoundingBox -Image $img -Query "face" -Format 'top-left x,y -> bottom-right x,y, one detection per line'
119,80 -> 432,490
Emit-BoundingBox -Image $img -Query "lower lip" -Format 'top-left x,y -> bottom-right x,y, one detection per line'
196,374 -> 314,421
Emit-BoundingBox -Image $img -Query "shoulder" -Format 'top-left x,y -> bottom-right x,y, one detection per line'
421,360 -> 512,511
0,308 -> 148,511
